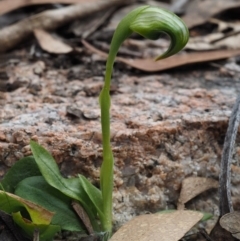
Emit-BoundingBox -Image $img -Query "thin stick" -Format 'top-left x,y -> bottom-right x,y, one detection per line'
72,200 -> 94,235
219,94 -> 240,215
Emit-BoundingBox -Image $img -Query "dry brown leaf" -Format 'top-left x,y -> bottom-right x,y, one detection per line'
0,0 -> 103,15
70,8 -> 115,39
72,201 -> 94,235
220,212 -> 240,239
209,18 -> 240,34
232,232 -> 240,239
182,0 -> 240,29
186,33 -> 224,51
215,33 -> 240,50
231,164 -> 240,174
0,0 -> 128,53
34,29 -> 73,54
187,19 -> 240,51
178,177 -> 218,210
82,40 -> 240,72
110,210 -> 203,241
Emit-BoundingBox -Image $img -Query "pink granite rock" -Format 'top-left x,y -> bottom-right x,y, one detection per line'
1,60 -> 240,228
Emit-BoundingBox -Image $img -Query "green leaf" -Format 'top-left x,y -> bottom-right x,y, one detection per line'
30,141 -> 101,231
0,156 -> 41,193
15,176 -> 85,232
30,141 -> 85,202
78,175 -> 104,220
201,212 -> 213,222
12,211 -> 60,241
0,190 -> 53,224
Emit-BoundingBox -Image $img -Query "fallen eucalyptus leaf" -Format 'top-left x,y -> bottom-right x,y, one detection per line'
82,39 -> 240,72
157,209 -> 212,222
34,29 -> 73,54
220,212 -> 240,239
178,177 -> 218,210
233,233 -> 240,239
215,33 -> 240,50
186,33 -> 223,51
182,0 -> 240,28
110,210 -> 203,241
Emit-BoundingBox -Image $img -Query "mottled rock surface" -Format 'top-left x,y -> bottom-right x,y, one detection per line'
1,60 -> 240,228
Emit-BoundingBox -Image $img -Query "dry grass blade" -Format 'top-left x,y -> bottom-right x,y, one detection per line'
178,177 -> 218,210
0,0 -> 128,53
110,210 -> 203,241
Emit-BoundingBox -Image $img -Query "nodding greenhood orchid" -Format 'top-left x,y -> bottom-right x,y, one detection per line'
99,5 -> 189,238
0,5 -> 189,241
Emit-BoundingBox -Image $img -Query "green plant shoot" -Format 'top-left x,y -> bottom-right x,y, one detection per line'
0,5 -> 189,241
99,5 -> 189,235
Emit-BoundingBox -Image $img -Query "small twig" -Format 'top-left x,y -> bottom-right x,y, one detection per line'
72,200 -> 94,235
199,228 -> 215,241
33,229 -> 40,241
219,94 -> 240,215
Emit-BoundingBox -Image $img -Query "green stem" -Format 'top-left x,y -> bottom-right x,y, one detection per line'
98,5 -> 189,237
99,7 -> 142,233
